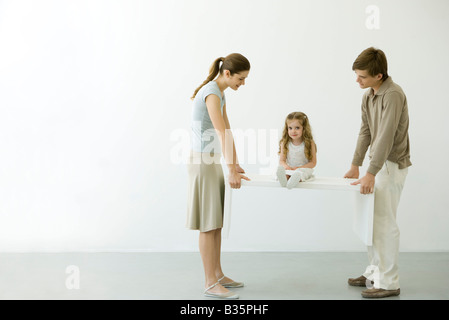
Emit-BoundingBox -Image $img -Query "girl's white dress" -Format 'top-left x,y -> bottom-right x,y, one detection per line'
277,141 -> 314,186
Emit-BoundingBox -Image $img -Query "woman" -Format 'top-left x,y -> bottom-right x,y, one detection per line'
187,53 -> 250,299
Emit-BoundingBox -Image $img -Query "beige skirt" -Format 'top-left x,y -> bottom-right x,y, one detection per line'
186,152 -> 225,232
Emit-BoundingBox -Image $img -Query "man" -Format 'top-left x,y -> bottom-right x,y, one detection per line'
345,47 -> 411,298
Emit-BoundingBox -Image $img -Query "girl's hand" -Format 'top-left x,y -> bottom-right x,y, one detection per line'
284,165 -> 294,170
228,170 -> 250,189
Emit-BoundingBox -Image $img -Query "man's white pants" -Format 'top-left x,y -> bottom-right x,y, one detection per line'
363,160 -> 408,290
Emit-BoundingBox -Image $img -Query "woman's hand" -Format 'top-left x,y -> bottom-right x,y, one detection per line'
235,164 -> 245,174
228,170 -> 250,189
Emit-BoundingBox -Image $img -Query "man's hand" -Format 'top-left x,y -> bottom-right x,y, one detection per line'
344,165 -> 360,179
351,172 -> 375,194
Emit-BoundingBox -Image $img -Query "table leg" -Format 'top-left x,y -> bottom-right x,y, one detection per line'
353,192 -> 375,246
223,182 -> 232,239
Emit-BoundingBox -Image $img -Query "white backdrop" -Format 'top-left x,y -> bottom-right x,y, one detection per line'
0,0 -> 448,252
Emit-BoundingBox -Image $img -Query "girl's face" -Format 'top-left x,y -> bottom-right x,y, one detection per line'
287,119 -> 303,142
224,70 -> 249,91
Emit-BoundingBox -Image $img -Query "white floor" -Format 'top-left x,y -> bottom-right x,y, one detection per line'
0,252 -> 448,300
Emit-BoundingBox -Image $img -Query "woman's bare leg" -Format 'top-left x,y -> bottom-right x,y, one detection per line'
214,228 -> 236,284
199,229 -> 229,293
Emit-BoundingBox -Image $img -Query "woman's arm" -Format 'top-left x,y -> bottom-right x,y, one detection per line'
223,104 -> 245,173
206,95 -> 248,188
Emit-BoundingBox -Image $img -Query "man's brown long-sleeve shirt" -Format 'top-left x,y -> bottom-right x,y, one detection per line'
352,77 -> 412,175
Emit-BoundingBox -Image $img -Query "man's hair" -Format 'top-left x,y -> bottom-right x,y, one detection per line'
352,47 -> 389,81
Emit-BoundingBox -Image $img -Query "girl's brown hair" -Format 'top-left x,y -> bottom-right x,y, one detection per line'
278,112 -> 316,161
191,53 -> 250,100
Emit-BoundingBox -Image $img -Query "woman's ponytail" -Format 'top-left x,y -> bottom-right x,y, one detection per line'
190,57 -> 224,100
190,53 -> 250,100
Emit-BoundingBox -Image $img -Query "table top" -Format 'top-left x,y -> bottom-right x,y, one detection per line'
226,174 -> 364,192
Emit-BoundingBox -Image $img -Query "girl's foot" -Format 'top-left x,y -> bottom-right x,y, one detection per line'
276,166 -> 287,187
287,170 -> 303,189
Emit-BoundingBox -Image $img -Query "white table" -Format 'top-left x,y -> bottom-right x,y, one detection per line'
223,174 -> 374,246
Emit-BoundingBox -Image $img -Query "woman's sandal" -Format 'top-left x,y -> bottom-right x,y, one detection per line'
204,280 -> 239,299
218,275 -> 245,288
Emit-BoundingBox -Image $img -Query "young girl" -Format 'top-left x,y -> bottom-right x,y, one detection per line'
277,112 -> 317,189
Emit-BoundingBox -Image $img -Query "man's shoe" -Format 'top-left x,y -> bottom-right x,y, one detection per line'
348,275 -> 373,287
361,288 -> 400,298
